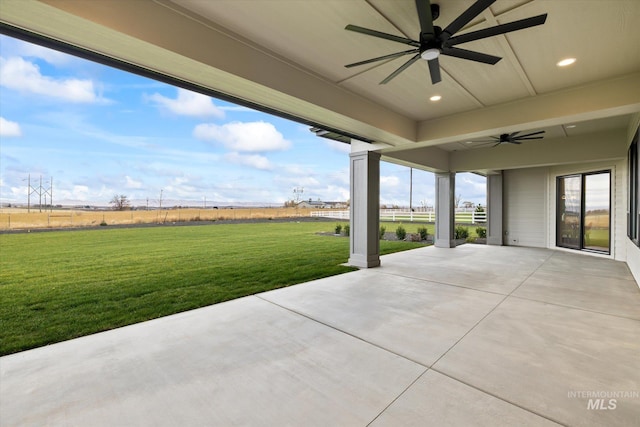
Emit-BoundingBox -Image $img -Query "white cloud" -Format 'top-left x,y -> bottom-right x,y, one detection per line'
0,57 -> 104,103
148,88 -> 224,118
20,42 -> 72,66
380,175 -> 401,187
124,176 -> 143,189
0,117 -> 22,137
219,105 -> 257,113
322,139 -> 351,154
193,121 -> 291,152
224,152 -> 273,170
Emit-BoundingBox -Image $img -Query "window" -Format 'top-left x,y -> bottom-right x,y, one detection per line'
557,171 -> 611,254
628,129 -> 640,245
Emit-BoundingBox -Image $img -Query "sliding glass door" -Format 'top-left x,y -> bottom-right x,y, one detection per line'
556,171 -> 610,254
557,175 -> 582,249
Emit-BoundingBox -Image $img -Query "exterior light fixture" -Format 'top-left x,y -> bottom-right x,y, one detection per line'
430,95 -> 442,102
421,48 -> 440,61
557,58 -> 576,67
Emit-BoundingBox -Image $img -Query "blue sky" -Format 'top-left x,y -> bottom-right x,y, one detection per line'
0,35 -> 486,208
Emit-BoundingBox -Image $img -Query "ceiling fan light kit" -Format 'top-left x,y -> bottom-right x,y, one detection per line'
345,0 -> 548,85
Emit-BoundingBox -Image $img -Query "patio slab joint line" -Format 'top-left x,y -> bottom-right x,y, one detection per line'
509,294 -> 640,322
365,367 -> 430,427
428,367 -> 567,426
256,295 -> 429,367
430,249 -> 556,368
376,270 -> 510,297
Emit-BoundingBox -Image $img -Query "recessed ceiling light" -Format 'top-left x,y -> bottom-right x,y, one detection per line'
557,58 -> 576,67
430,95 -> 442,102
566,124 -> 577,129
465,141 -> 473,144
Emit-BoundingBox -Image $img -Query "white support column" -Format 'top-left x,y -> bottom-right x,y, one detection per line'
487,172 -> 503,245
435,172 -> 455,248
348,150 -> 381,268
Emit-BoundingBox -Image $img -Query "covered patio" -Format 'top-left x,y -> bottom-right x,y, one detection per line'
1,1 -> 640,425
2,245 -> 639,426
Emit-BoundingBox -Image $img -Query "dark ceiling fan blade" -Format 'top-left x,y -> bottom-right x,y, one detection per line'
509,131 -> 521,138
516,130 -> 545,138
445,14 -> 548,46
345,49 -> 419,68
441,0 -> 495,40
345,25 -> 420,47
415,0 -> 436,40
427,57 -> 441,84
380,53 -> 421,84
441,47 -> 501,64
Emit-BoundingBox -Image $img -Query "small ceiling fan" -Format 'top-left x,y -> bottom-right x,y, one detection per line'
344,0 -> 547,85
477,130 -> 546,147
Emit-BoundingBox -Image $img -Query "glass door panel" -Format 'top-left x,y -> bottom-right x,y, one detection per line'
584,173 -> 610,252
557,175 -> 582,249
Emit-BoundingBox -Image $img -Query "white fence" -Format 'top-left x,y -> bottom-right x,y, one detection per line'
311,209 -> 486,223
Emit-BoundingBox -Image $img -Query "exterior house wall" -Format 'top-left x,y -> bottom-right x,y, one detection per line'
503,167 -> 549,247
503,160 -> 626,261
626,239 -> 640,288
624,117 -> 640,287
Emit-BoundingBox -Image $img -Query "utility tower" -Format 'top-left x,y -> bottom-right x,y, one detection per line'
25,174 -> 53,212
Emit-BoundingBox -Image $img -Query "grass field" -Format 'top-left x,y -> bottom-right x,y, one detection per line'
0,220 -> 425,355
0,207 -> 315,230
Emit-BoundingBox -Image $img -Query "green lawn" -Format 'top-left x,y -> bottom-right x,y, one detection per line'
0,221 -> 423,355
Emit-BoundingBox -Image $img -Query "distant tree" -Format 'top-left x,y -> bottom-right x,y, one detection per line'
283,199 -> 297,208
110,194 -> 131,211
454,193 -> 462,208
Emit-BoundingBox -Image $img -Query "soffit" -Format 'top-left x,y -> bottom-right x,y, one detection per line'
172,0 -> 640,123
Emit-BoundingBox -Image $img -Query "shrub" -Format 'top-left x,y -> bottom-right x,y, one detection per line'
417,226 -> 428,241
379,225 -> 386,240
100,221 -> 108,226
395,225 -> 407,240
455,226 -> 469,239
343,224 -> 350,236
334,224 -> 342,235
476,226 -> 487,238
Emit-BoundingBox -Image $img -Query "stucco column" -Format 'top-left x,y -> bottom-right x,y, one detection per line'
435,172 -> 456,248
348,150 -> 381,268
486,172 -> 503,245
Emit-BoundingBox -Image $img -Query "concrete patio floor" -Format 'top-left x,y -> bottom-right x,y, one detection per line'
1,245 -> 639,426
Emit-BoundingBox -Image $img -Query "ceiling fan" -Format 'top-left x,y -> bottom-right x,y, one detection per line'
344,0 -> 547,85
476,130 -> 546,147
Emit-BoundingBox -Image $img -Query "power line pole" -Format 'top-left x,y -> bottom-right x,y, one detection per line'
38,175 -> 42,212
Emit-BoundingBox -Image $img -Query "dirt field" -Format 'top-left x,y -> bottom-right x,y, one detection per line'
0,207 -> 321,230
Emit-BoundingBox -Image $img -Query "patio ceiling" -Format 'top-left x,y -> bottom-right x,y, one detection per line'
1,0 -> 640,172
